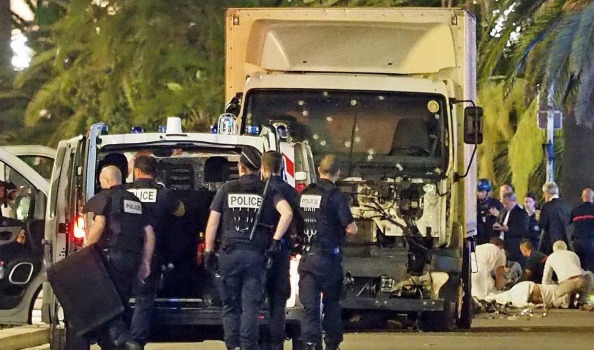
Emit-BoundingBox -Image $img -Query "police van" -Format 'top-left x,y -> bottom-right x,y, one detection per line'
0,145 -> 55,326
43,116 -> 314,349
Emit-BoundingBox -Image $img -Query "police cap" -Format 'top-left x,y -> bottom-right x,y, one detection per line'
240,147 -> 261,171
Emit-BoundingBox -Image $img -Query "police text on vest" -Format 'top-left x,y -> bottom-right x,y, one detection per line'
228,194 -> 263,209
300,195 -> 322,211
128,189 -> 157,203
124,200 -> 143,214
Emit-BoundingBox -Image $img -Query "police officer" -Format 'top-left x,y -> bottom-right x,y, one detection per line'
203,147 -> 293,350
297,155 -> 357,350
261,151 -> 298,350
476,179 -> 503,245
128,155 -> 185,347
570,188 -> 594,271
83,165 -> 155,350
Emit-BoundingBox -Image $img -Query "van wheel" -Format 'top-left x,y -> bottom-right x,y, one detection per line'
51,324 -> 89,350
50,325 -> 65,350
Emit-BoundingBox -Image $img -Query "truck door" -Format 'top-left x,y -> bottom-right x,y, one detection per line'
0,148 -> 50,325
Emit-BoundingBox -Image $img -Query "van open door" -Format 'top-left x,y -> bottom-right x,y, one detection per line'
0,147 -> 51,325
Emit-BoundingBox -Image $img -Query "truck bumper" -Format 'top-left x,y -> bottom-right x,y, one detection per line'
341,297 -> 444,312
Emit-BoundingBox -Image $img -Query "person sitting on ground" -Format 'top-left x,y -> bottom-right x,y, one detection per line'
472,237 -> 507,300
516,239 -> 548,284
543,240 -> 592,303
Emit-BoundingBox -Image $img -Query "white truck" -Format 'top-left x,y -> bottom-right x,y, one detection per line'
225,7 -> 483,330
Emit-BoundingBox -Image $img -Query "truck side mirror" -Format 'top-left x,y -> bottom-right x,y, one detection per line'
463,106 -> 484,145
225,96 -> 241,116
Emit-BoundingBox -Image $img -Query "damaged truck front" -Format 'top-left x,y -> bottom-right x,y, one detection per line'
226,7 -> 483,331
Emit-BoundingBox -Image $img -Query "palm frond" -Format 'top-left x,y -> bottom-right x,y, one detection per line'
569,3 -> 594,76
574,67 -> 594,126
541,12 -> 582,107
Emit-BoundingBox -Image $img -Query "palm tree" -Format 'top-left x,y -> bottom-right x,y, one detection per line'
478,0 -> 594,205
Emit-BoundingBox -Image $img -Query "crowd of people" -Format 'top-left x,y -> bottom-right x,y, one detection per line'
77,150 -> 355,350
473,179 -> 594,310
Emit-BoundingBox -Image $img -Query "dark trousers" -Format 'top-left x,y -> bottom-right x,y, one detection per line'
266,245 -> 290,345
574,239 -> 594,272
504,237 -> 525,268
130,259 -> 160,344
298,253 -> 343,348
219,248 -> 266,350
99,250 -> 140,348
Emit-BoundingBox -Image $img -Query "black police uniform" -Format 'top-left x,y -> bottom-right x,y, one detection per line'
128,178 -> 180,345
82,185 -> 149,348
297,179 -> 354,349
210,173 -> 281,350
266,175 -> 298,348
476,197 -> 503,245
570,201 -> 594,271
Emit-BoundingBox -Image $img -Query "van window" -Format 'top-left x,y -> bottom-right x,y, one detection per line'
0,160 -> 41,222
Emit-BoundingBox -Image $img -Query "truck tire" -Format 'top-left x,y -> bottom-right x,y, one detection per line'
420,299 -> 456,332
457,239 -> 473,329
420,276 -> 459,332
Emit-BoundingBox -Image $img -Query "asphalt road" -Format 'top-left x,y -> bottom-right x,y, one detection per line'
99,309 -> 594,350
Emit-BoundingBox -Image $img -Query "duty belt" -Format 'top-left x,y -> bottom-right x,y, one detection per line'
303,246 -> 341,256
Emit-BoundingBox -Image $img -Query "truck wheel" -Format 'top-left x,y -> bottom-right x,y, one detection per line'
457,239 -> 473,329
420,276 -> 459,332
420,299 -> 456,332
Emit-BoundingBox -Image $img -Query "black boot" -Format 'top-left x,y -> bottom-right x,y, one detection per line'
272,342 -> 284,350
325,344 -> 341,350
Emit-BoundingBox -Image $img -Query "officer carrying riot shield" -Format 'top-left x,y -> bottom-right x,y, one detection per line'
203,147 -> 293,350
260,151 -> 298,350
83,165 -> 155,350
297,155 -> 358,350
128,155 -> 185,347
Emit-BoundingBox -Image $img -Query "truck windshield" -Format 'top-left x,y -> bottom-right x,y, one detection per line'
244,89 -> 448,174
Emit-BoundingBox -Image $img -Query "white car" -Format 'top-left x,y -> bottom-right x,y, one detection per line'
0,145 -> 55,325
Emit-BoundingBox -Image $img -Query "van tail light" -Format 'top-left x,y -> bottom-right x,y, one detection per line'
196,242 -> 206,266
296,182 -> 307,193
70,214 -> 85,244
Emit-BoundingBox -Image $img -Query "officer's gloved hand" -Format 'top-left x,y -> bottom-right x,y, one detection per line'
269,239 -> 282,255
204,251 -> 218,274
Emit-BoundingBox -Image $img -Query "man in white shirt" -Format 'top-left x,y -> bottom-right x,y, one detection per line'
472,237 -> 507,299
542,240 -> 591,301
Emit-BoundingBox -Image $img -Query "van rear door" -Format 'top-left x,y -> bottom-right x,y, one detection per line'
0,147 -> 50,325
42,136 -> 87,325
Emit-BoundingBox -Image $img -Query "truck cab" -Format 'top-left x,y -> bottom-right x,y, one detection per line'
0,145 -> 55,325
226,7 -> 483,331
43,118 -> 314,349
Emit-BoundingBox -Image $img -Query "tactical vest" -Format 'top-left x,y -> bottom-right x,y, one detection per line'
298,183 -> 343,250
128,180 -> 163,228
98,188 -> 146,254
221,179 -> 270,250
